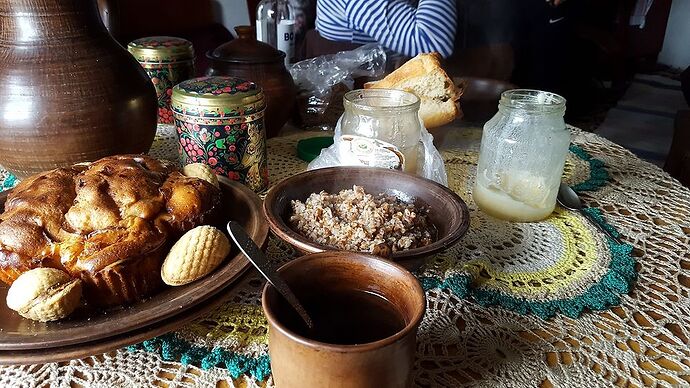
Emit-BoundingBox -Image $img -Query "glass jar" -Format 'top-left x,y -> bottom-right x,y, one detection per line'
474,89 -> 569,222
338,89 -> 422,174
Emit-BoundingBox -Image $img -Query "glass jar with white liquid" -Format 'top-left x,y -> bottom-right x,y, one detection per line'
338,89 -> 422,174
474,89 -> 570,222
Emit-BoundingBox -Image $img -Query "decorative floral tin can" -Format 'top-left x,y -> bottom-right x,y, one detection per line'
171,76 -> 269,192
128,36 -> 195,124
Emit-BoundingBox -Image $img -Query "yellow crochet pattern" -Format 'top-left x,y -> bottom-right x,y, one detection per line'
459,208 -> 604,299
0,125 -> 636,383
419,132 -> 633,319
183,303 -> 268,350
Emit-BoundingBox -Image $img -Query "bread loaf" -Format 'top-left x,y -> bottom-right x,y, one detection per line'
365,53 -> 461,129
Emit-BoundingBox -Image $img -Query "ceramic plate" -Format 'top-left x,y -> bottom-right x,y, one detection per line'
0,282 -> 233,365
0,176 -> 267,350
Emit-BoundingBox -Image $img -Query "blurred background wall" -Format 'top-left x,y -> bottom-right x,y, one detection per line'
658,0 -> 690,69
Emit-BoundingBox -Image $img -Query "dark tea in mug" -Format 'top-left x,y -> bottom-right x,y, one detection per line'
274,289 -> 407,345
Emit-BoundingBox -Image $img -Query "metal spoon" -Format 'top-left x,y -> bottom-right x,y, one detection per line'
227,221 -> 314,329
557,183 -> 623,244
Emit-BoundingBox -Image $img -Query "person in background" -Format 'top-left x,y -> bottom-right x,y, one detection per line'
291,0 -> 317,61
511,0 -> 570,94
449,0 -> 569,88
315,0 -> 457,59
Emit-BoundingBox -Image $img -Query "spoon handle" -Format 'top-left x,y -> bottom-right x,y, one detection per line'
227,221 -> 315,329
578,209 -> 623,244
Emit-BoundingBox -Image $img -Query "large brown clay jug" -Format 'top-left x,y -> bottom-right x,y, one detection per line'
0,0 -> 157,178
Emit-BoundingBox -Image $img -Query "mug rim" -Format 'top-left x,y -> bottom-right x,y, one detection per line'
261,251 -> 426,353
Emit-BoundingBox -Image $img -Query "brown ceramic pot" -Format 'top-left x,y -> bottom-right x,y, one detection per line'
262,251 -> 426,388
0,0 -> 157,178
206,26 -> 296,138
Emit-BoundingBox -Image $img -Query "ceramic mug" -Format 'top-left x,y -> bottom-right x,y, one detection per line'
262,251 -> 426,388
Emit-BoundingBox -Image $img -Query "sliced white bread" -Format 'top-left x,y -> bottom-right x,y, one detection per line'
364,53 -> 461,129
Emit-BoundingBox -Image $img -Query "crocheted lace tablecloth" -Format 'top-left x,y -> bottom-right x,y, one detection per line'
2,124 -> 690,387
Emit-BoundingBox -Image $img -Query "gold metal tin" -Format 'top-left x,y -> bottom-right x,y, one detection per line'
128,36 -> 195,124
171,76 -> 269,192
171,76 -> 266,119
127,36 -> 194,64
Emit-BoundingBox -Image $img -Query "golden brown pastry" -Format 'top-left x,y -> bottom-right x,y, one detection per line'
364,52 -> 462,129
0,155 -> 222,307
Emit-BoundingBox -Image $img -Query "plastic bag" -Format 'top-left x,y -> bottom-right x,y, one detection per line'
308,117 -> 449,186
290,44 -> 386,130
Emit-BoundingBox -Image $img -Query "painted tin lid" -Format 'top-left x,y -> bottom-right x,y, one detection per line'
171,76 -> 265,118
127,36 -> 194,63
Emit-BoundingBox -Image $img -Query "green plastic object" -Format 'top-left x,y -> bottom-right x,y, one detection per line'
297,136 -> 334,162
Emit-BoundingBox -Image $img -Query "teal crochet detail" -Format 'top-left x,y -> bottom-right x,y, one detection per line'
569,144 -> 609,192
420,145 -> 627,319
2,174 -> 16,190
420,217 -> 636,320
128,333 -> 271,380
419,274 -> 471,298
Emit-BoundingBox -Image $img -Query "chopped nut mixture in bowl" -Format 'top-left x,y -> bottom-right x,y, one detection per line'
290,185 -> 436,257
263,167 -> 470,265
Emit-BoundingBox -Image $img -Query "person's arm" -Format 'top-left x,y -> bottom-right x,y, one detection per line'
345,0 -> 457,58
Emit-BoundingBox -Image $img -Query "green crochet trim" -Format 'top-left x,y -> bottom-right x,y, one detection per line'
128,333 -> 271,380
420,216 -> 636,320
569,144 -> 609,192
2,174 -> 16,190
420,146 -> 625,319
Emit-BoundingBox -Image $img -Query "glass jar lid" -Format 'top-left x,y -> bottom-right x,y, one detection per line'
127,36 -> 194,63
171,76 -> 265,118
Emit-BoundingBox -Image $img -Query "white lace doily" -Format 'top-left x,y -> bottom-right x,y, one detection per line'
1,125 -> 690,387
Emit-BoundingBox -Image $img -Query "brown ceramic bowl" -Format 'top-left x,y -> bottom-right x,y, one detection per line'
263,167 -> 470,265
262,251 -> 425,388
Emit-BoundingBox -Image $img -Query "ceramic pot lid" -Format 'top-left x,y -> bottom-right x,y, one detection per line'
208,26 -> 284,64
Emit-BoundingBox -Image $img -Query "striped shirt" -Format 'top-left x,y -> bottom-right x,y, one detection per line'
316,0 -> 457,58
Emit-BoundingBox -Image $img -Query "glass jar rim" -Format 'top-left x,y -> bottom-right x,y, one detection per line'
499,89 -> 566,112
343,89 -> 420,113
